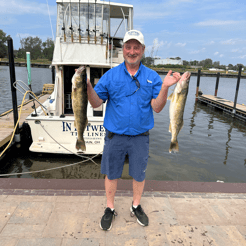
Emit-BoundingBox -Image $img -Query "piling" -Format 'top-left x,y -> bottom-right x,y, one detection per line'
195,69 -> 201,101
7,37 -> 20,144
26,52 -> 32,100
52,66 -> 55,84
232,66 -> 242,115
214,72 -> 220,96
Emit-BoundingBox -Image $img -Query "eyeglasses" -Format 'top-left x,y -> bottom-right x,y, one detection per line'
126,76 -> 140,97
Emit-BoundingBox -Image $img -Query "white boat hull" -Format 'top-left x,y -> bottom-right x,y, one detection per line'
27,116 -> 106,155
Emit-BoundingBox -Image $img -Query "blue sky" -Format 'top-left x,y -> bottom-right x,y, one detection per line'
1,0 -> 246,66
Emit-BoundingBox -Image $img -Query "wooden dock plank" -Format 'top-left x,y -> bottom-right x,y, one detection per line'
198,94 -> 246,121
0,94 -> 50,149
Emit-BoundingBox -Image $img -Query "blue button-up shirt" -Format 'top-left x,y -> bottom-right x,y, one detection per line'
94,62 -> 162,135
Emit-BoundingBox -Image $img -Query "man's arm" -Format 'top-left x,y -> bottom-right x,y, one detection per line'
87,79 -> 103,108
151,70 -> 181,113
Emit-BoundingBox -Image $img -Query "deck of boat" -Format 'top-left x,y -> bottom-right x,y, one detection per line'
197,94 -> 246,121
0,94 -> 50,150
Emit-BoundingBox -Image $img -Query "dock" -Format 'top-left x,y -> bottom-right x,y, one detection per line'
197,95 -> 246,121
0,61 -> 50,68
0,94 -> 50,151
0,179 -> 245,245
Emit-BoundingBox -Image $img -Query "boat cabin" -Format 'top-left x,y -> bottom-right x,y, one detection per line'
26,0 -> 134,154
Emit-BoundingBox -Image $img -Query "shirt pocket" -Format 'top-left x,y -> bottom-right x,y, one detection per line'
109,84 -> 125,107
138,84 -> 153,107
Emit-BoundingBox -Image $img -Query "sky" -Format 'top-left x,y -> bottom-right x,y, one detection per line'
1,0 -> 246,66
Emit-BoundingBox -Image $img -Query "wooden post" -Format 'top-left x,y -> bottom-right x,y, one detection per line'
195,69 -> 201,101
7,37 -> 20,144
232,66 -> 242,115
214,72 -> 220,96
52,66 -> 55,84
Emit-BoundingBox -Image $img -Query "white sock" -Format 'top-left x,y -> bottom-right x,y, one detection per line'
133,204 -> 138,209
110,208 -> 115,211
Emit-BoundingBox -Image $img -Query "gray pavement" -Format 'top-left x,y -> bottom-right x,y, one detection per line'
0,190 -> 245,246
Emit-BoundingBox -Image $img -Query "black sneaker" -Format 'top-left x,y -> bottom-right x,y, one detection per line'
100,207 -> 117,231
130,204 -> 149,226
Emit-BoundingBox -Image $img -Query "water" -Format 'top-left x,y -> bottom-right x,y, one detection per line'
1,67 -> 246,182
0,66 -> 52,114
147,75 -> 246,183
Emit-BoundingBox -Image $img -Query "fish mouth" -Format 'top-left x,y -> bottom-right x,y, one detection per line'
76,66 -> 86,74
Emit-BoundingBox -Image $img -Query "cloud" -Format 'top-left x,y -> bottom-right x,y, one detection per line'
214,52 -> 219,55
0,0 -> 56,16
0,16 -> 16,26
16,32 -> 53,42
190,48 -> 206,54
175,43 -> 186,47
206,41 -> 215,45
239,54 -> 246,59
220,39 -> 238,45
146,38 -> 167,56
153,38 -> 164,47
231,49 -> 242,53
194,20 -> 241,27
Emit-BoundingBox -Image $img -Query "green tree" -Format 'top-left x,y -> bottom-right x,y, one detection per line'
0,29 -> 10,58
204,58 -> 213,68
141,55 -> 154,66
19,36 -> 42,60
42,38 -> 54,61
213,61 -> 220,68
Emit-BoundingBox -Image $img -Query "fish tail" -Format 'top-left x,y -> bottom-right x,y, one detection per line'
76,139 -> 86,151
169,141 -> 179,153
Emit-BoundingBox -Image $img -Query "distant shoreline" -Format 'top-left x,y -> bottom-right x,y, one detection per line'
0,60 -> 245,79
154,69 -> 246,79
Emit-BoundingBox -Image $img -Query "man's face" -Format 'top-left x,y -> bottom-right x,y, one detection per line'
123,39 -> 145,66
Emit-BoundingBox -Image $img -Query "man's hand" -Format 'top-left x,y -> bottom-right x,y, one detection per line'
162,70 -> 181,88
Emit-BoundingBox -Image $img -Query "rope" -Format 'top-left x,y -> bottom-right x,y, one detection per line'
0,90 -> 33,158
39,123 -> 100,165
0,157 -> 99,177
0,89 -> 103,176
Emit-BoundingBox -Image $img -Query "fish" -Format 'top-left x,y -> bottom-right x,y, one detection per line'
71,66 -> 88,151
168,71 -> 191,153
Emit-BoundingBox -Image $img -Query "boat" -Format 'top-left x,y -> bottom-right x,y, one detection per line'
26,0 -> 134,154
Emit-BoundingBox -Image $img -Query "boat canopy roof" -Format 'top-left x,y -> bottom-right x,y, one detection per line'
56,0 -> 133,19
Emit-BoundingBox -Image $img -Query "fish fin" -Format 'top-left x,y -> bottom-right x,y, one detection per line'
169,141 -> 179,153
76,139 -> 86,151
168,93 -> 173,100
176,87 -> 182,94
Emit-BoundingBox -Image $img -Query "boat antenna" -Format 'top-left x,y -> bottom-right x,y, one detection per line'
61,0 -> 66,42
100,0 -> 104,45
86,0 -> 90,43
46,0 -> 55,42
106,0 -> 110,59
93,0 -> 98,44
78,0 -> 82,43
69,0 -> 74,42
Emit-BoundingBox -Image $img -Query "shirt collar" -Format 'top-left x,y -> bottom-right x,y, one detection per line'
123,62 -> 143,78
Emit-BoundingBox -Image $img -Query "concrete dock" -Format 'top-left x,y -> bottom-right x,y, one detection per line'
0,179 -> 245,246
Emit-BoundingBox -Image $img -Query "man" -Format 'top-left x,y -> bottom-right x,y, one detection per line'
87,30 -> 181,231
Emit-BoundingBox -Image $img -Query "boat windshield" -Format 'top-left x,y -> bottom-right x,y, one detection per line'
56,1 -> 132,44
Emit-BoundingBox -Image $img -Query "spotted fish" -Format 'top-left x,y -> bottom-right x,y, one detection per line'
71,66 -> 88,151
168,71 -> 191,153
